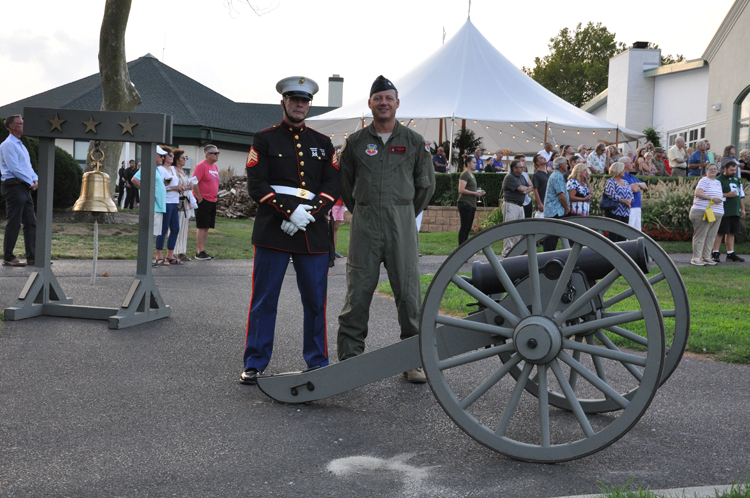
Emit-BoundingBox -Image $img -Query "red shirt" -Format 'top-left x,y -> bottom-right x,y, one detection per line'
194,160 -> 220,202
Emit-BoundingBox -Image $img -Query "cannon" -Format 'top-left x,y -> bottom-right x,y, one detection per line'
257,218 -> 684,463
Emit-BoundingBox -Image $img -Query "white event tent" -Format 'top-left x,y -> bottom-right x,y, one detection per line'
308,19 -> 644,157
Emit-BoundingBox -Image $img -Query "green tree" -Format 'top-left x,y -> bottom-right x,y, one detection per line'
429,128 -> 483,167
523,22 -> 627,108
452,128 -> 483,168
643,127 -> 662,148
646,43 -> 686,65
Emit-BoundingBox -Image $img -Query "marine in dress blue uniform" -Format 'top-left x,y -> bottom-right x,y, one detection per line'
241,76 -> 340,384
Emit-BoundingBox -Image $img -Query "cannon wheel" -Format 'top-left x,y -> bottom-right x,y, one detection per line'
419,219 -> 665,463
506,216 -> 688,408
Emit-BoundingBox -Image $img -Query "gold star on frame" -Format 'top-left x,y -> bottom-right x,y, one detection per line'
82,116 -> 101,134
118,116 -> 138,136
48,113 -> 66,132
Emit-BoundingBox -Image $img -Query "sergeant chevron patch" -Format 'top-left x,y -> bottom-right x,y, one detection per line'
247,147 -> 259,167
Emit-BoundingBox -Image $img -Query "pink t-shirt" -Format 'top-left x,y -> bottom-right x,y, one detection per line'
194,160 -> 220,202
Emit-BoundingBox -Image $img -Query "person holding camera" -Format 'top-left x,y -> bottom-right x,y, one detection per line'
156,146 -> 186,265
501,159 -> 531,256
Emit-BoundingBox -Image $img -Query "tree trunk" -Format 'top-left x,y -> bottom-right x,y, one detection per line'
81,0 -> 141,223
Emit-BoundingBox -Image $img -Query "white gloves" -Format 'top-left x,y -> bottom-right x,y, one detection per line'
280,220 -> 298,236
281,205 -> 315,236
289,204 -> 315,230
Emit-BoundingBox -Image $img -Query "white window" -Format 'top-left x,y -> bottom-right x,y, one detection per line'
667,126 -> 705,149
687,126 -> 706,150
73,141 -> 89,168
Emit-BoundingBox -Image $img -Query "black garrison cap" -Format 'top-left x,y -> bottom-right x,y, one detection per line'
370,75 -> 397,96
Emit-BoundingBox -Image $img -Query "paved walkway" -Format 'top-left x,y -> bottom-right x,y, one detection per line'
1,257 -> 748,497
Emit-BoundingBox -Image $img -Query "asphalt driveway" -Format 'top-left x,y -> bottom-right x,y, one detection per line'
1,257 -> 748,497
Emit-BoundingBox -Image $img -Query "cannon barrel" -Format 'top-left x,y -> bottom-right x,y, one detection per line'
471,238 -> 649,295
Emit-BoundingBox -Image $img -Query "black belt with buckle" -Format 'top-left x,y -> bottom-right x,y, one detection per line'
505,199 -> 523,206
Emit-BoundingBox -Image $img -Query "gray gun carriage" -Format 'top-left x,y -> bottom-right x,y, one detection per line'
257,217 -> 689,463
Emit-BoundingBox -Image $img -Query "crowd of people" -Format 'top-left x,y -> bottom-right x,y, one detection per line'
484,141 -> 746,261
128,144 -> 221,264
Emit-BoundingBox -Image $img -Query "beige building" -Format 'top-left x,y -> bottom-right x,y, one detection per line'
704,0 -> 750,153
583,0 -> 749,153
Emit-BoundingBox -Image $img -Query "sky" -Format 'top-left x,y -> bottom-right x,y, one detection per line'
0,0 -> 736,109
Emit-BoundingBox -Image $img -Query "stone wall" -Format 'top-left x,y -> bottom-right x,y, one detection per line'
343,205 -> 497,232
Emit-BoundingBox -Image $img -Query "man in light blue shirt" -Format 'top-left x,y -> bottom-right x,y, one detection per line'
1,115 -> 38,266
542,156 -> 570,251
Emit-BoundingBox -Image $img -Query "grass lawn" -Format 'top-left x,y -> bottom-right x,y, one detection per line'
3,213 -> 749,363
378,265 -> 750,364
598,477 -> 750,497
3,214 -> 749,259
1,216 -> 256,260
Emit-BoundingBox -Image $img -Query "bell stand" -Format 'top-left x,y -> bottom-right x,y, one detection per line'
4,107 -> 173,329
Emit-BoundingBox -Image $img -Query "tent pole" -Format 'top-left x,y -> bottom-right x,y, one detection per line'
543,119 -> 548,145
616,127 -> 619,151
461,119 -> 466,168
448,116 -> 455,172
439,119 -> 443,146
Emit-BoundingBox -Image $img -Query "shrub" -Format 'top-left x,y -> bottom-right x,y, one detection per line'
52,145 -> 84,208
640,179 -> 699,236
0,118 -> 83,210
476,207 -> 503,232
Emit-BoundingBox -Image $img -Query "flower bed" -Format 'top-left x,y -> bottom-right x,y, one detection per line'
642,225 -> 692,241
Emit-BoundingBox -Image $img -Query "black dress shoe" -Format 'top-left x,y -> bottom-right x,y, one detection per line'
240,368 -> 262,385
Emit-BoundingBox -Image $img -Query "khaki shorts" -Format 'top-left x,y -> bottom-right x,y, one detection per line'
153,212 -> 164,236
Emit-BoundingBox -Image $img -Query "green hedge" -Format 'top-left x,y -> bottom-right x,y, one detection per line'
0,118 -> 83,210
428,172 -> 694,208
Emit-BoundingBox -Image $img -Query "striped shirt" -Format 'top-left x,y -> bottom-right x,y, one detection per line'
604,177 -> 633,218
691,177 -> 724,215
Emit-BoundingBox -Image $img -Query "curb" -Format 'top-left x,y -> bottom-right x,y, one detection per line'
558,483 -> 738,498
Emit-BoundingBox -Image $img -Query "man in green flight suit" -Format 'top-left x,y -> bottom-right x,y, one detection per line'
337,75 -> 436,383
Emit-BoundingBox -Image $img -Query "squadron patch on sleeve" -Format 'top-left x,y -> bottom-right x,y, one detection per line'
425,141 -> 430,152
246,147 -> 259,167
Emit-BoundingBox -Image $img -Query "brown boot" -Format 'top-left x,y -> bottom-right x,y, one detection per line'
404,367 -> 427,384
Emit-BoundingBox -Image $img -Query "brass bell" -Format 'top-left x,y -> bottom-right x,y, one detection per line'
73,142 -> 118,213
